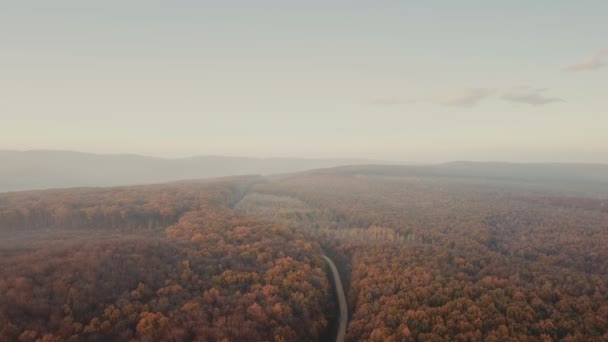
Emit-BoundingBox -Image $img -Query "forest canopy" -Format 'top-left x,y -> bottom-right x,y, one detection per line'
1,166 -> 608,341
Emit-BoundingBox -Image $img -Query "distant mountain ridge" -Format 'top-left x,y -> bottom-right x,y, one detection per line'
3,150 -> 608,194
0,150 -> 380,192
317,162 -> 608,195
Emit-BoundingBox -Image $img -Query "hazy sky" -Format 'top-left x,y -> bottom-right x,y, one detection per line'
1,1 -> 607,162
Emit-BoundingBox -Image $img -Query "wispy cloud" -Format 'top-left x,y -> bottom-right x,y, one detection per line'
435,88 -> 493,108
368,96 -> 415,106
564,49 -> 608,72
502,87 -> 562,105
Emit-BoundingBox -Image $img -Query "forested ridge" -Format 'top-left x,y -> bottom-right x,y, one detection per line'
241,169 -> 608,341
2,166 -> 608,341
0,177 -> 333,341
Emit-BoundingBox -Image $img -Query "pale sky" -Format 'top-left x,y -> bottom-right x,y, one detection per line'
1,1 -> 607,162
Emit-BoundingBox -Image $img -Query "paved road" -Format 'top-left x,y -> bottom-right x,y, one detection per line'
322,255 -> 347,342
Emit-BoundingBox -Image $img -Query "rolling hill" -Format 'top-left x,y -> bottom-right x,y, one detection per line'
0,150 -> 376,192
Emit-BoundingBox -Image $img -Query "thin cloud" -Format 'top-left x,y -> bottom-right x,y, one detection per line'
502,87 -> 562,105
564,49 -> 608,72
435,88 -> 493,108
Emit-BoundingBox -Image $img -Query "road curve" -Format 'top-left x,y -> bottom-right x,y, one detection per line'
322,255 -> 348,342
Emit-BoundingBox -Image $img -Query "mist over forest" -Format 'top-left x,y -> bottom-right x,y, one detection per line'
3,1 -> 608,341
2,161 -> 608,341
0,150 -> 378,192
3,150 -> 608,194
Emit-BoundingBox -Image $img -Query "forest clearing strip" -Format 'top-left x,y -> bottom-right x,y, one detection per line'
322,255 -> 348,342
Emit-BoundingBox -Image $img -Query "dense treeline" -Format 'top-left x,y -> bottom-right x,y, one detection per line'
0,177 -> 256,233
246,169 -> 608,341
3,167 -> 608,341
0,177 -> 333,341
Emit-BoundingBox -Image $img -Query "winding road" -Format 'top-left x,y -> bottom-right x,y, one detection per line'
322,255 -> 348,342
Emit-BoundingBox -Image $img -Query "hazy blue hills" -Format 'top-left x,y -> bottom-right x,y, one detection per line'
0,150 -> 377,192
321,162 -> 608,195
2,150 -> 607,195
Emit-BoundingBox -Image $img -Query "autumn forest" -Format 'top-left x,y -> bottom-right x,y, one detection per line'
1,164 -> 608,341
